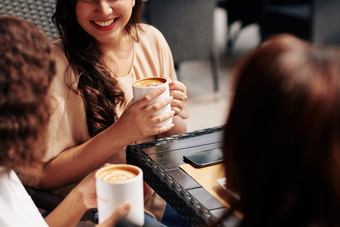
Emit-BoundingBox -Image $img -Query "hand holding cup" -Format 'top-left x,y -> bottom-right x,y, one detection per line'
133,77 -> 172,127
96,164 -> 144,226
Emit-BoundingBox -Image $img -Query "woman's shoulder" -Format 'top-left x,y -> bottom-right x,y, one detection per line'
51,39 -> 70,70
52,39 -> 67,58
49,39 -> 79,98
136,23 -> 167,44
138,23 -> 162,35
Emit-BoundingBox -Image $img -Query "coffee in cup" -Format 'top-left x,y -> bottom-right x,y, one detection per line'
96,165 -> 138,183
96,164 -> 144,226
132,77 -> 172,127
133,77 -> 166,88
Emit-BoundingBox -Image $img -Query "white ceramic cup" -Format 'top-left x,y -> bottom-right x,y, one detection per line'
132,77 -> 172,127
95,164 -> 144,226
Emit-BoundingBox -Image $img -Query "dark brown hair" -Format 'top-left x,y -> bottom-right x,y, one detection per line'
0,16 -> 55,171
223,34 -> 340,226
52,0 -> 144,137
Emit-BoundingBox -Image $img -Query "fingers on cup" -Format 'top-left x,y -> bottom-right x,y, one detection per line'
170,99 -> 186,115
154,122 -> 175,134
169,80 -> 187,92
147,96 -> 173,114
139,87 -> 166,105
171,107 -> 182,116
118,203 -> 131,217
104,203 -> 131,226
170,89 -> 187,101
152,110 -> 175,125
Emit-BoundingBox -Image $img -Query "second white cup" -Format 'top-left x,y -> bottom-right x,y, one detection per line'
95,164 -> 144,226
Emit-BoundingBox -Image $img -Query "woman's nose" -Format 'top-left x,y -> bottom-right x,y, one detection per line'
95,0 -> 113,15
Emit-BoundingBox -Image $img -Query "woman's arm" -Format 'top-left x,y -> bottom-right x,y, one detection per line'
38,87 -> 174,190
44,182 -> 88,226
39,127 -> 128,190
44,171 -> 131,227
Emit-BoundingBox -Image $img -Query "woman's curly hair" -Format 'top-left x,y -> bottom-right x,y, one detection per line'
0,16 -> 56,171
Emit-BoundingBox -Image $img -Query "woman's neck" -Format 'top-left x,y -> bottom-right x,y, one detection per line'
99,30 -> 134,78
98,28 -> 130,53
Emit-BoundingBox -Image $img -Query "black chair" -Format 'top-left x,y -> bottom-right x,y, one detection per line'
0,0 -> 58,40
143,0 -> 219,91
312,0 -> 340,46
260,0 -> 340,46
260,0 -> 312,41
218,0 -> 313,51
217,0 -> 262,54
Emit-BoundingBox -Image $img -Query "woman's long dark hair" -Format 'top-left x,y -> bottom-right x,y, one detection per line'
52,0 -> 144,137
223,34 -> 340,226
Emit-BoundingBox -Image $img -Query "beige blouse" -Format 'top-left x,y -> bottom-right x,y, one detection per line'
45,24 -> 177,162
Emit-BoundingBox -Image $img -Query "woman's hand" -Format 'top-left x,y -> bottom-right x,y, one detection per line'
44,170 -> 97,227
113,86 -> 175,145
143,182 -> 153,202
96,203 -> 131,227
164,75 -> 188,116
75,166 -> 131,226
74,170 -> 97,209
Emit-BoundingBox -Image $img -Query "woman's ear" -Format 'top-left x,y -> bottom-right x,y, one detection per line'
132,0 -> 135,7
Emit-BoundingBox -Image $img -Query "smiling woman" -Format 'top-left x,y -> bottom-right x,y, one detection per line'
75,0 -> 135,40
26,0 -> 190,226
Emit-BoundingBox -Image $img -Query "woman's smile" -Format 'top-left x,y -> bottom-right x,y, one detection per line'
91,18 -> 119,31
76,0 -> 135,43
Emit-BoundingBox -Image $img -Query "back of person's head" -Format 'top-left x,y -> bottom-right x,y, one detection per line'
223,34 -> 340,226
0,16 -> 55,174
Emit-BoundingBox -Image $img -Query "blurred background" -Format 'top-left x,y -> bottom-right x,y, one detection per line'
140,0 -> 340,132
181,8 -> 261,132
2,0 -> 339,133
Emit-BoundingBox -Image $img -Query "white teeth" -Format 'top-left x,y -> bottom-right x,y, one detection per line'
94,19 -> 115,27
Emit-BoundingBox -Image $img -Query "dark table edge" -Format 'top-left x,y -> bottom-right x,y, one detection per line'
134,125 -> 225,150
126,125 -> 226,226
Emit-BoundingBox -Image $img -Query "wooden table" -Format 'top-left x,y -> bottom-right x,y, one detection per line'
126,126 -> 240,226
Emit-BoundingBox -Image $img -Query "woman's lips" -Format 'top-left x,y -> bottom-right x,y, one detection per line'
91,18 -> 118,31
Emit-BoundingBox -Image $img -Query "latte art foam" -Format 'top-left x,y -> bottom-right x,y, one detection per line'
97,168 -> 137,183
133,78 -> 166,88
